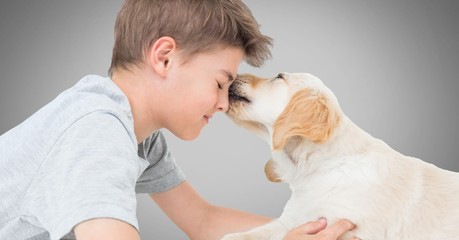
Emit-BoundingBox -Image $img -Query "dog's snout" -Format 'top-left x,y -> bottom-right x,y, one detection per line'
276,73 -> 285,79
229,76 -> 247,94
228,78 -> 251,104
229,80 -> 240,93
228,80 -> 240,98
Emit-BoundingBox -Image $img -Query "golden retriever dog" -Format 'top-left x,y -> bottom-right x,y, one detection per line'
223,73 -> 459,240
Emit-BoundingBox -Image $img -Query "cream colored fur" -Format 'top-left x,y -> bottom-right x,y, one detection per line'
223,73 -> 459,240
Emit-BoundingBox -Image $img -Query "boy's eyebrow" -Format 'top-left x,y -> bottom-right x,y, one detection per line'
221,70 -> 235,82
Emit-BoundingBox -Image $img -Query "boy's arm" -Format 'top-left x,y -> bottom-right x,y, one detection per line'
74,218 -> 140,240
151,181 -> 272,240
151,181 -> 357,240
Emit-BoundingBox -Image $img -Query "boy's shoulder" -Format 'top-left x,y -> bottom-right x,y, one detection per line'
1,74 -> 136,149
49,74 -> 132,124
63,74 -> 132,116
45,74 -> 136,140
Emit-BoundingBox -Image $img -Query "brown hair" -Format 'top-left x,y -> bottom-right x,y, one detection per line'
109,0 -> 272,76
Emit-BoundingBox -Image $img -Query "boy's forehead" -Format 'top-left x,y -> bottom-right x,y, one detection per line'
184,46 -> 243,81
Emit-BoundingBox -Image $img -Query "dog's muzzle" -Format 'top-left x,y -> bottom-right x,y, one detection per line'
229,79 -> 251,104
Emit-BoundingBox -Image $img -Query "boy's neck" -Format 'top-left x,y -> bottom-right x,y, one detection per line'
111,67 -> 163,144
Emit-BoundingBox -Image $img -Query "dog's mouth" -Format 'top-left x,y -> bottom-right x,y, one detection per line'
229,90 -> 251,103
229,82 -> 251,103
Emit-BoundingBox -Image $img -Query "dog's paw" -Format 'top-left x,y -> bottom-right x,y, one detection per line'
221,232 -> 254,240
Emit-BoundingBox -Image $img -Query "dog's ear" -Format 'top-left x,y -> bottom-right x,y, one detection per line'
272,88 -> 339,150
265,159 -> 282,183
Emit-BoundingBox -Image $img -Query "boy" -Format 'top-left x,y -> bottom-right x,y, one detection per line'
0,0 -> 357,239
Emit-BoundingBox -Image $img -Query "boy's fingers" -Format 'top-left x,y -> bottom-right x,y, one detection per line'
297,218 -> 327,234
321,219 -> 356,239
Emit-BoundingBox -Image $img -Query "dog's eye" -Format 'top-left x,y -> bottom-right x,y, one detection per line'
271,73 -> 285,82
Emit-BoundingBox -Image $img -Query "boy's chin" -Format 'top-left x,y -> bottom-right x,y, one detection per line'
172,129 -> 201,141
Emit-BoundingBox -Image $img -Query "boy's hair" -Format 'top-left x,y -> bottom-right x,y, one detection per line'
108,0 -> 272,76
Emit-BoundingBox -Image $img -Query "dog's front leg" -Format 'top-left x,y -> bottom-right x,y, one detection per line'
221,219 -> 288,240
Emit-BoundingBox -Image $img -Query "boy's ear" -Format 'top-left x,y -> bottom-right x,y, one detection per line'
149,36 -> 176,77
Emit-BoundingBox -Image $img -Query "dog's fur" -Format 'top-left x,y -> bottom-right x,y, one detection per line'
223,73 -> 459,240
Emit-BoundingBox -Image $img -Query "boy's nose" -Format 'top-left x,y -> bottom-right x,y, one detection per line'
216,93 -> 230,112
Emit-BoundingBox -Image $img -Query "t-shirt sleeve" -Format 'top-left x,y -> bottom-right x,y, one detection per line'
135,131 -> 185,194
22,111 -> 146,239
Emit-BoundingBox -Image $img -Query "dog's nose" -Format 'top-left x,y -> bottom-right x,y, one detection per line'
276,73 -> 285,79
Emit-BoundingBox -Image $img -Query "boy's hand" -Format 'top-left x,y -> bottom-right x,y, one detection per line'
284,218 -> 359,240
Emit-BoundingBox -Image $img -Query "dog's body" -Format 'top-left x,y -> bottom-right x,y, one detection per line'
223,73 -> 459,240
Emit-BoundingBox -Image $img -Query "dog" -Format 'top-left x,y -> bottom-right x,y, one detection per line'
223,73 -> 459,240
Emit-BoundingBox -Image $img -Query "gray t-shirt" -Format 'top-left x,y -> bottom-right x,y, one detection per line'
0,75 -> 185,240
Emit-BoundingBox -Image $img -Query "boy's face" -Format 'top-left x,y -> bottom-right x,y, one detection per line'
162,46 -> 244,140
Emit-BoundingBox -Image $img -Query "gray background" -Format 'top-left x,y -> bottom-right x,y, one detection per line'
1,1 -> 458,239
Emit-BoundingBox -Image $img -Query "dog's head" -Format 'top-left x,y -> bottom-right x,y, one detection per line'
227,73 -> 342,181
227,72 -> 341,149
